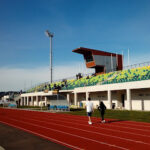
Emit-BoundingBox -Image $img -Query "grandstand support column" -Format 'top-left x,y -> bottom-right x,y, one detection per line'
67,93 -> 70,104
36,96 -> 39,106
24,97 -> 26,106
45,97 -> 47,106
22,97 -> 24,106
27,97 -> 29,106
31,96 -> 34,106
108,90 -> 112,109
25,97 -> 27,106
22,97 -> 25,106
21,97 -> 24,106
74,93 -> 77,106
20,97 -> 22,106
127,89 -> 132,110
86,92 -> 90,101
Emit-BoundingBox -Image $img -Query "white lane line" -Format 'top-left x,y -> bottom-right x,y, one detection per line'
46,114 -> 150,132
0,120 -> 83,150
35,114 -> 150,138
20,116 -> 150,146
36,113 -> 150,133
28,110 -> 144,130
2,110 -> 150,137
3,109 -> 150,138
1,117 -> 128,150
2,109 -> 150,138
4,108 -> 150,128
110,121 -> 150,128
102,123 -> 150,132
3,108 -> 150,127
126,120 -> 150,126
47,113 -> 150,129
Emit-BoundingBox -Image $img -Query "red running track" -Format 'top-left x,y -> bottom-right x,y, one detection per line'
0,108 -> 150,150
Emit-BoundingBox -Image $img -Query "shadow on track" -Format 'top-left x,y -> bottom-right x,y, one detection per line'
92,119 -> 126,125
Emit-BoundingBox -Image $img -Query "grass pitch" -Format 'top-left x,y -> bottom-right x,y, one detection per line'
66,109 -> 150,123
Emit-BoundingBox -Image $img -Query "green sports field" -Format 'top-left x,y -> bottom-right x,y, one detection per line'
65,109 -> 150,123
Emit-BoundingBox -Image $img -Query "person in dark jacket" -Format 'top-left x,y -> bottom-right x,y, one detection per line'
98,101 -> 106,123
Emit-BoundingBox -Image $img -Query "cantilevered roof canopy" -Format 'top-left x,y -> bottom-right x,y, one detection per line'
72,47 -> 118,56
72,47 -> 123,74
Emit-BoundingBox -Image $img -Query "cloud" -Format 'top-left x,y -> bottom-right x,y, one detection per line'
0,62 -> 94,91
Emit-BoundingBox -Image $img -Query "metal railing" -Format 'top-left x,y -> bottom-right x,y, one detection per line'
26,61 -> 150,92
123,61 -> 150,70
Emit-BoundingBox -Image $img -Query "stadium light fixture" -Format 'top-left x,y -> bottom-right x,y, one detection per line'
45,30 -> 54,84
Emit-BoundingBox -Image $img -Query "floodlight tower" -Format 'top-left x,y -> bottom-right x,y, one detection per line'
45,30 -> 54,84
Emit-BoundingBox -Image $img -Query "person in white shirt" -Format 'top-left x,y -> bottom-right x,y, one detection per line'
85,97 -> 94,125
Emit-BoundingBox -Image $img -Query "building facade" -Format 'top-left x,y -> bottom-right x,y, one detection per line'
20,80 -> 150,111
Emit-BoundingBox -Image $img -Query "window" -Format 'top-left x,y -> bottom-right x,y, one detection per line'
84,51 -> 93,62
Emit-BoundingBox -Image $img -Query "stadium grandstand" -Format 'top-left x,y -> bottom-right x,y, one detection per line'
18,47 -> 150,111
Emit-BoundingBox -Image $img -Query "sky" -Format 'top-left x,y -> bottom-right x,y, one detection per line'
0,0 -> 150,91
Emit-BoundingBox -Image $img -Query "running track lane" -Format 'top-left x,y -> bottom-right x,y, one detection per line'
0,108 -> 150,150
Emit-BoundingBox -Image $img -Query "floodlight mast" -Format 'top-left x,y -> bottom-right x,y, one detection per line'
45,30 -> 54,84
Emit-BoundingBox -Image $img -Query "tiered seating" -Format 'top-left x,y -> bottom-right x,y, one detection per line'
61,72 -> 116,90
26,66 -> 150,93
26,81 -> 63,93
104,66 -> 150,84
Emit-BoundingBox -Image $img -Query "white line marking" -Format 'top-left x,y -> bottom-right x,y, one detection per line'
44,113 -> 150,132
20,116 -> 150,146
1,117 -> 128,150
34,112 -> 150,136
110,121 -> 150,128
3,108 -> 150,128
2,108 -> 150,138
36,114 -> 150,138
0,120 -> 83,150
53,113 -> 150,129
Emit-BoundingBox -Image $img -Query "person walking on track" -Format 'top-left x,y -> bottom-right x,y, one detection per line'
98,101 -> 106,123
85,97 -> 94,125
